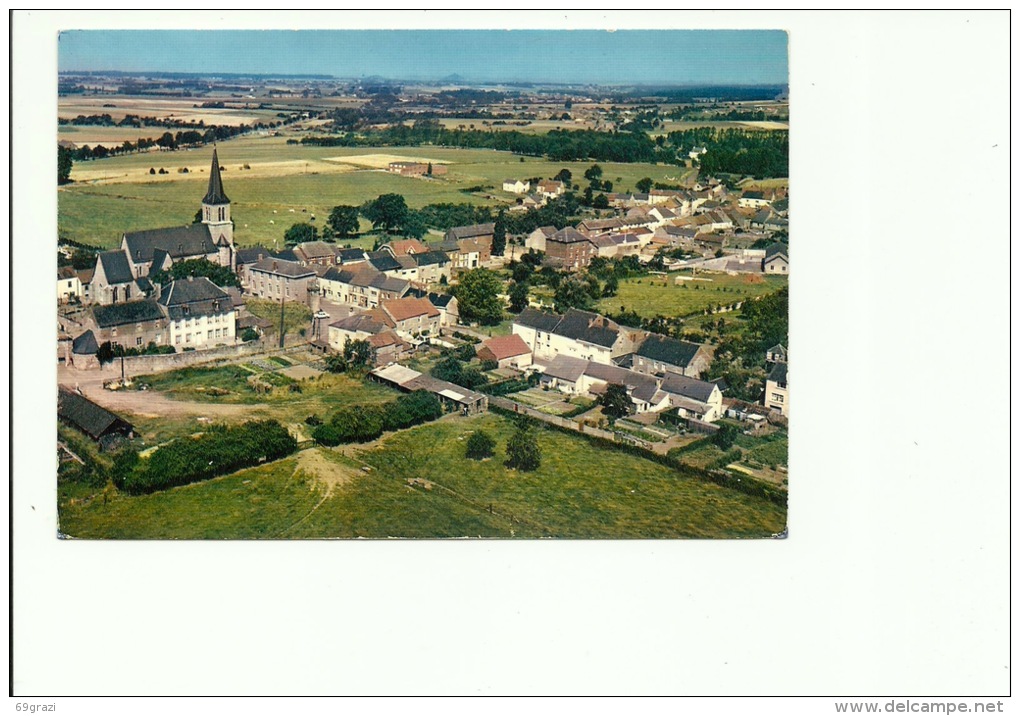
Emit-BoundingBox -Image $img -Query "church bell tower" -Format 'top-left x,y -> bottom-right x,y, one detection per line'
202,148 -> 235,270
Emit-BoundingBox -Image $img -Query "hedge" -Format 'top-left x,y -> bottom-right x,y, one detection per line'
322,390 -> 444,446
118,420 -> 297,494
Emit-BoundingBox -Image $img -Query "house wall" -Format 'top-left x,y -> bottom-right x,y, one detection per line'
249,270 -> 314,302
545,240 -> 594,270
764,378 -> 788,416
167,309 -> 237,349
764,256 -> 789,274
58,276 -> 82,303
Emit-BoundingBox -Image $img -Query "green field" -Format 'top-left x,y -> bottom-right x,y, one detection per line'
598,271 -> 788,320
58,412 -> 786,539
58,135 -> 697,248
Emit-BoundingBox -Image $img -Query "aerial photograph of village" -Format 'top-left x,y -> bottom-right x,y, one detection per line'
55,29 -> 790,539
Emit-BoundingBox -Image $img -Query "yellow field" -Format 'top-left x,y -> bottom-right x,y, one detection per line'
58,96 -> 278,126
322,153 -> 452,169
737,121 -> 790,130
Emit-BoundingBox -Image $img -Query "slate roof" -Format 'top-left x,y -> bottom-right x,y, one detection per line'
71,330 -> 99,355
237,247 -> 271,265
636,334 -> 703,369
541,354 -> 588,383
158,277 -> 233,321
123,224 -> 215,265
57,266 -> 78,281
515,307 -> 562,333
765,242 -> 789,259
554,309 -> 619,348
406,288 -> 455,309
158,276 -> 230,307
92,300 -> 165,328
134,276 -> 154,294
367,251 -> 402,273
412,250 -> 450,267
548,227 -> 591,244
329,312 -> 389,335
660,373 -> 718,403
768,362 -> 788,385
337,248 -> 368,263
445,223 -> 495,241
250,257 -> 317,278
97,250 -> 134,285
202,148 -> 230,205
582,362 -> 661,403
58,386 -> 134,440
272,248 -> 300,262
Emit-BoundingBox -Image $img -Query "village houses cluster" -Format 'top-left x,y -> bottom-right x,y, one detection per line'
57,150 -> 789,427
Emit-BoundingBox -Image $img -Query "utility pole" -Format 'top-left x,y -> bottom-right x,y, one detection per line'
277,289 -> 285,350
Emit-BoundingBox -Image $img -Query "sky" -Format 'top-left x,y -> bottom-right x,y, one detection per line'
57,29 -> 788,85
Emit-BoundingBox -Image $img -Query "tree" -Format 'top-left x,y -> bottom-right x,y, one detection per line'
508,281 -> 529,313
96,341 -> 115,367
284,223 -> 318,246
400,209 -> 429,239
584,164 -> 603,183
150,258 -> 240,288
636,177 -> 653,193
361,193 -> 408,234
327,205 -> 360,238
592,193 -> 610,209
554,274 -> 596,312
342,338 -> 374,372
492,210 -> 507,256
454,268 -> 505,325
505,420 -> 541,471
465,431 -> 496,460
554,168 -> 572,184
712,422 -> 739,451
599,383 -> 631,423
58,145 -> 73,185
602,274 -> 619,297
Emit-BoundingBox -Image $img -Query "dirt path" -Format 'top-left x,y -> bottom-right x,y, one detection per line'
58,364 -> 254,420
274,449 -> 359,536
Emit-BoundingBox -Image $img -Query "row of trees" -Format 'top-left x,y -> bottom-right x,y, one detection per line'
148,258 -> 240,288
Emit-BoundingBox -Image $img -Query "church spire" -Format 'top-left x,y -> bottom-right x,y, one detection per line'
202,148 -> 230,205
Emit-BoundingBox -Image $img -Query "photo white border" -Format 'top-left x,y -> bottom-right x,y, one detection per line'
11,9 -> 1012,700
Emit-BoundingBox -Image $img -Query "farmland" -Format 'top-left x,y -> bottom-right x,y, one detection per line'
58,134 -> 697,248
598,270 -> 788,319
58,412 -> 786,539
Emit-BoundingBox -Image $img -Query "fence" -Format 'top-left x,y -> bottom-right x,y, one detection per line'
488,395 -> 617,442
90,340 -> 310,379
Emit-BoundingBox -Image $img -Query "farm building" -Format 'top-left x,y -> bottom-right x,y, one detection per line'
369,364 -> 488,415
58,386 -> 134,449
476,334 -> 533,369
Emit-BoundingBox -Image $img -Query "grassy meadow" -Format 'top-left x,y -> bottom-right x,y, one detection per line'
58,412 -> 786,539
58,134 -> 697,248
598,270 -> 788,320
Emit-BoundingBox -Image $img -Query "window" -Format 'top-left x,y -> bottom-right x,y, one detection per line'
208,330 -> 213,340
771,393 -> 784,403
111,328 -> 117,337
175,335 -> 181,345
186,334 -> 191,343
136,337 -> 143,346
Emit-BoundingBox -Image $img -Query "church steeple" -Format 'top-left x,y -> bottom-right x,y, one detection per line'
201,148 -> 234,270
203,148 -> 230,205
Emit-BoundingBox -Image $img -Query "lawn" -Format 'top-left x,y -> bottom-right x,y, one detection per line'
244,298 -> 312,337
58,134 -> 688,248
355,413 -> 786,539
598,271 -> 788,320
128,364 -> 397,427
58,413 -> 786,539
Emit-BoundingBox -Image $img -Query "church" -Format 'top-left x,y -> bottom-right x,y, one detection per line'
90,149 -> 236,305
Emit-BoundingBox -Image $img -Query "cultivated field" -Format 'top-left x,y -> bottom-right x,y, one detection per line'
597,271 -> 788,319
59,135 -> 697,247
58,412 -> 787,539
59,96 -> 283,126
322,153 -> 451,169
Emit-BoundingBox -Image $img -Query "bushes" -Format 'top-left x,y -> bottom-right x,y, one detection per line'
327,391 -> 444,445
505,420 -> 541,471
312,424 -> 342,447
465,430 -> 496,460
119,420 -> 297,494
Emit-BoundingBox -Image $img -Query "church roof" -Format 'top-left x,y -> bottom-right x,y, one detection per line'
123,224 -> 216,265
202,148 -> 230,205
